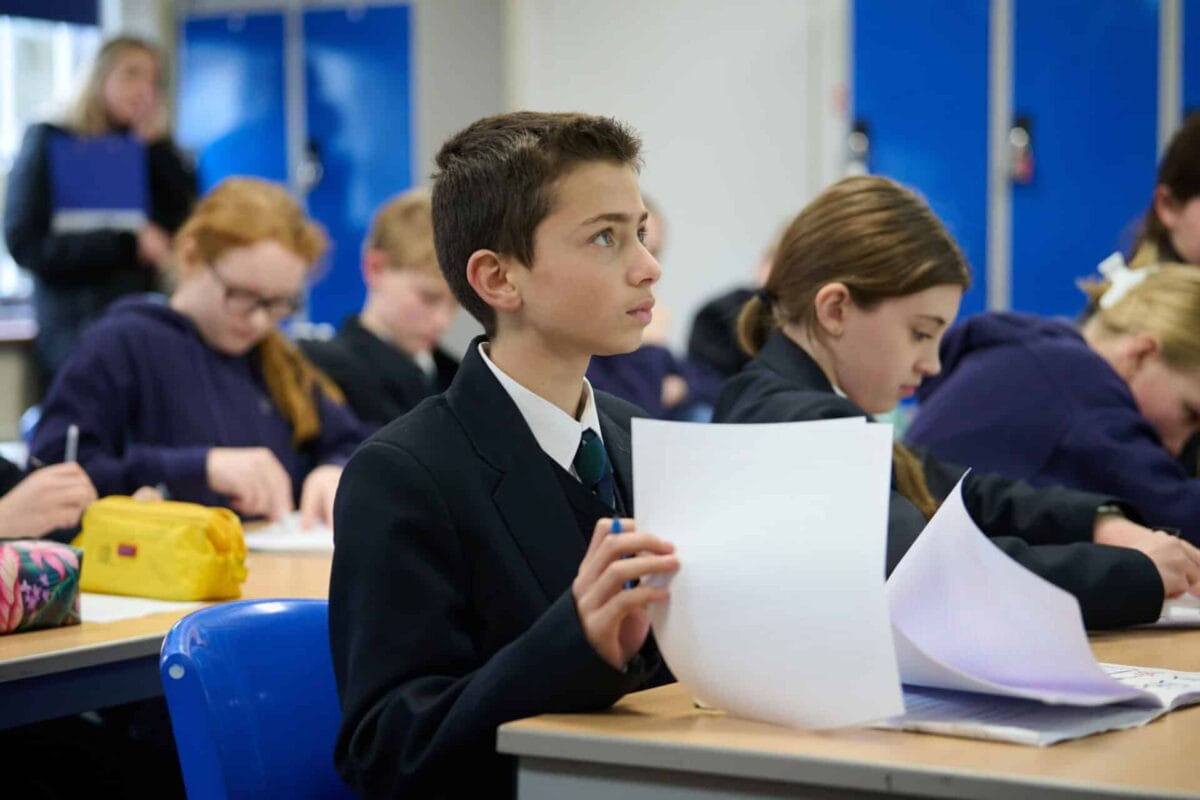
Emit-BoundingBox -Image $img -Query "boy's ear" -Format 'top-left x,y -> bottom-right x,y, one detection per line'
175,237 -> 202,276
362,248 -> 388,290
466,249 -> 522,315
813,282 -> 852,337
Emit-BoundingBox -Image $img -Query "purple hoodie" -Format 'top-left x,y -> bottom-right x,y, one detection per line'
31,296 -> 365,509
907,311 -> 1200,542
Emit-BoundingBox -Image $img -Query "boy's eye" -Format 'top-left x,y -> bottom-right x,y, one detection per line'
592,230 -> 616,247
637,227 -> 647,243
912,329 -> 933,343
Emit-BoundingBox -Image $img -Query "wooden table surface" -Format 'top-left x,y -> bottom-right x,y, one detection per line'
0,551 -> 332,679
499,627 -> 1200,798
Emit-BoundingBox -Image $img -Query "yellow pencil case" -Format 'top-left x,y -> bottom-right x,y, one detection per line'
73,497 -> 247,601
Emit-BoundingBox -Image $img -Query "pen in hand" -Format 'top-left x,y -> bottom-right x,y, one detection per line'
612,517 -> 636,589
64,424 -> 79,464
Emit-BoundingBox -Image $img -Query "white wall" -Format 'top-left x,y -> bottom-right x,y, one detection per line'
414,0 -> 502,354
506,0 -> 849,348
162,0 -> 849,355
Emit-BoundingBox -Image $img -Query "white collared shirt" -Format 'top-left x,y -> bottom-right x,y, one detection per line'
478,343 -> 603,478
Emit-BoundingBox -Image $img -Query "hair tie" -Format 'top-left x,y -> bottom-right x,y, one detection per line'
1097,251 -> 1155,309
756,287 -> 776,305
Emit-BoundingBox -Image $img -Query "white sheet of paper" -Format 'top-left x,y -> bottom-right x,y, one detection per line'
875,664 -> 1200,746
875,686 -> 1167,746
1102,663 -> 1200,710
1149,593 -> 1200,628
887,477 -> 1145,706
634,417 -> 904,730
245,511 -> 334,552
80,592 -> 200,623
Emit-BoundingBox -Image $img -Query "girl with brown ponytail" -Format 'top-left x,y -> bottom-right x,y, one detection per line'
31,177 -> 365,525
713,175 -> 1200,630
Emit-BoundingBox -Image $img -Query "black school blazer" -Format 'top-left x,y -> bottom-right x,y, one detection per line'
329,338 -> 667,799
713,330 -> 1162,630
300,314 -> 459,427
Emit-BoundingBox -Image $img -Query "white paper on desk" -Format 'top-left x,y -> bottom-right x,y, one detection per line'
633,417 -> 904,730
81,592 -> 200,623
1148,593 -> 1200,628
1101,663 -> 1200,710
887,477 -> 1145,706
244,511 -> 334,552
875,686 -> 1168,746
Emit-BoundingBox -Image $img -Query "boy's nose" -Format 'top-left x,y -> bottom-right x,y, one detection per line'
633,247 -> 661,286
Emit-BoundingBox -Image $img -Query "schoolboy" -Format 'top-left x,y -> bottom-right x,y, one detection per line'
301,188 -> 460,426
328,112 -> 679,798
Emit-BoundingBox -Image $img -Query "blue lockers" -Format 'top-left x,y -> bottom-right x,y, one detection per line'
852,0 -> 990,318
854,0 -> 1164,321
303,6 -> 413,326
177,4 -> 413,327
178,13 -> 288,190
1010,0 -> 1159,317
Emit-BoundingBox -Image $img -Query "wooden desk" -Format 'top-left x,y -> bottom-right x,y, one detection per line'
498,629 -> 1200,799
0,552 -> 331,730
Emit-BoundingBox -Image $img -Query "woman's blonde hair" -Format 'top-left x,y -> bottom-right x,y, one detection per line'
737,175 -> 972,519
176,177 -> 341,446
65,36 -> 161,137
1082,264 -> 1200,372
364,187 -> 440,277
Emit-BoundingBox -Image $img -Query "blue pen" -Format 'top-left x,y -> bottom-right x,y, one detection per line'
612,517 -> 635,589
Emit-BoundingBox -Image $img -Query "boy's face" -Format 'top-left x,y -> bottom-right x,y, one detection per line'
509,162 -> 660,356
373,265 -> 458,356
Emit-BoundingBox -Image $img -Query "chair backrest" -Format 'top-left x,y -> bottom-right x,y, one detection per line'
160,598 -> 357,799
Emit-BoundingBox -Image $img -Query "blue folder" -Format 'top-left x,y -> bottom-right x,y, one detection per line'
47,131 -> 149,234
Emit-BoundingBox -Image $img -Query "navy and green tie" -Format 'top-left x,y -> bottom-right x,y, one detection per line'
573,428 -> 615,509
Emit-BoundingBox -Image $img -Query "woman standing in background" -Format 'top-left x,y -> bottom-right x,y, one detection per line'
4,35 -> 196,385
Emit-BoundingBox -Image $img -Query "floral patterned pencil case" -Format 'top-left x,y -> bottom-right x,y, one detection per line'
0,539 -> 83,634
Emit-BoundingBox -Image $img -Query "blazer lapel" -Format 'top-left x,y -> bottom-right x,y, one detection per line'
446,339 -> 586,603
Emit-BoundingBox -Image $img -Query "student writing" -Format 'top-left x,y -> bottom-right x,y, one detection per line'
908,260 -> 1200,544
714,175 -> 1200,629
30,178 -> 363,525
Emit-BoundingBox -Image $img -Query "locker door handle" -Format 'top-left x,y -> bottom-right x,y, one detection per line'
299,139 -> 325,193
848,119 -> 871,174
1009,114 -> 1034,185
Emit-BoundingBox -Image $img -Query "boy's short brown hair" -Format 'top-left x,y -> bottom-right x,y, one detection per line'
431,111 -> 643,335
365,188 -> 439,277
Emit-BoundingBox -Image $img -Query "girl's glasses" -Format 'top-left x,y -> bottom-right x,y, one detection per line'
209,266 -> 302,319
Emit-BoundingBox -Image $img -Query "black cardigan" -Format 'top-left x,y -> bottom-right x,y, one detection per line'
713,329 -> 1164,629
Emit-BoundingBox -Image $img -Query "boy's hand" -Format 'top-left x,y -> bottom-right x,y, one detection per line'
0,463 -> 97,539
298,464 -> 342,528
572,518 -> 677,670
660,374 -> 689,409
206,447 -> 294,521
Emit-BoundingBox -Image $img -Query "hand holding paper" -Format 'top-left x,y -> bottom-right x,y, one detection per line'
634,417 -> 903,729
572,517 -> 677,671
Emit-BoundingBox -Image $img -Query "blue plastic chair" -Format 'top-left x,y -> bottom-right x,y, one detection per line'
160,598 -> 357,799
